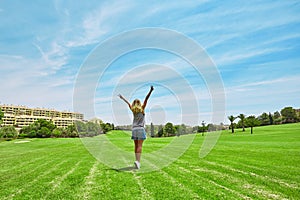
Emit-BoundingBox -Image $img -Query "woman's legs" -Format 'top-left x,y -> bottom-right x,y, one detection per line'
134,140 -> 144,162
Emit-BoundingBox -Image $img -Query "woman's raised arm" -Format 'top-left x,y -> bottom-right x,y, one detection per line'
142,86 -> 154,109
118,94 -> 132,109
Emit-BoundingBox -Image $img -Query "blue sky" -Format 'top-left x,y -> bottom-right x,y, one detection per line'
1,0 -> 300,125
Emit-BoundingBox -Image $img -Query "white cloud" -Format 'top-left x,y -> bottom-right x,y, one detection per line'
66,1 -> 132,47
0,54 -> 74,110
228,76 -> 300,91
224,75 -> 300,119
215,47 -> 291,65
33,42 -> 68,74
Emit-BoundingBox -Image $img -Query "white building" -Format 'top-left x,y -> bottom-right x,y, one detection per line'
0,104 -> 84,128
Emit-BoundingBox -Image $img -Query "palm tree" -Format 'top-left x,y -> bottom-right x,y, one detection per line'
238,114 -> 246,132
228,115 -> 236,133
245,116 -> 260,134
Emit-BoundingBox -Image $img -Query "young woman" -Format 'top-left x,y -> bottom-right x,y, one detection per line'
118,86 -> 154,169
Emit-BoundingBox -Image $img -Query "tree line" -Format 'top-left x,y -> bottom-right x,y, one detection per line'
1,106 -> 299,140
117,106 -> 299,137
228,106 -> 300,134
0,109 -> 113,140
116,122 -> 226,138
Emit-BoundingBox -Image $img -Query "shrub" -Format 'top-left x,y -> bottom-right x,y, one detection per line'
52,128 -> 63,138
0,126 -> 18,139
28,130 -> 37,138
18,133 -> 28,138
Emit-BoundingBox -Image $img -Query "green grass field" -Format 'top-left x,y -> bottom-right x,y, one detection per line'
1,123 -> 299,199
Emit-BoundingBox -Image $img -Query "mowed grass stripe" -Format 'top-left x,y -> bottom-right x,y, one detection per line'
151,131 -> 294,199
210,158 -> 299,190
37,154 -> 94,200
0,154 -> 47,173
44,159 -> 100,200
16,158 -> 92,200
88,167 -> 143,199
132,173 -> 154,200
1,154 -> 67,199
107,126 -> 298,197
183,161 -> 286,200
173,156 -> 288,200
78,161 -> 101,200
48,161 -> 81,191
213,154 -> 299,178
180,127 -> 299,198
163,164 -> 227,199
162,155 -> 254,199
1,146 -> 69,173
42,161 -> 82,200
4,159 -> 69,200
118,156 -> 154,199
0,154 -> 52,183
125,152 -> 200,199
177,165 -> 251,199
202,159 -> 291,195
203,134 -> 299,197
137,169 -> 201,199
86,165 -> 114,198
181,146 -> 293,198
140,156 -> 201,199
1,138 -> 92,200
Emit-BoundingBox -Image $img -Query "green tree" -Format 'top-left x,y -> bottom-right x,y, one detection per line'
100,122 -> 113,134
207,123 -> 216,132
0,108 -> 4,125
238,114 -> 246,131
20,123 -> 36,138
150,122 -> 155,137
90,118 -> 109,134
86,121 -> 101,136
105,123 -> 113,132
28,130 -> 37,138
273,111 -> 281,124
74,121 -> 87,134
52,128 -> 63,137
258,112 -> 269,126
197,122 -> 208,134
281,107 -> 297,123
37,127 -> 51,138
201,121 -> 206,136
245,116 -> 260,134
0,126 -> 18,139
296,109 -> 300,121
66,124 -> 78,137
269,112 -> 273,125
164,122 -> 175,137
20,119 -> 55,138
37,119 -> 56,132
176,124 -> 187,136
157,125 -> 164,137
192,126 -> 198,133
228,115 -> 236,133
111,123 -> 115,130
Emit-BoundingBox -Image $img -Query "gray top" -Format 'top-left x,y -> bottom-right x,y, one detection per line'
132,112 -> 145,128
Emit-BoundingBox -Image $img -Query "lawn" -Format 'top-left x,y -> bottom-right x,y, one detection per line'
0,123 -> 299,199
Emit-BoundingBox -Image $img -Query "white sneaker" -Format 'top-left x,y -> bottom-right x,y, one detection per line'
134,161 -> 140,169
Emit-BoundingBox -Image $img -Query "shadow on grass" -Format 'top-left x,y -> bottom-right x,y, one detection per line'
109,166 -> 137,172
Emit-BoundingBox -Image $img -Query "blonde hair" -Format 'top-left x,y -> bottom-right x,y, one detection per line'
131,99 -> 144,114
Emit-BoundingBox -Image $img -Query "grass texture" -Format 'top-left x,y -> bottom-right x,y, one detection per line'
0,123 -> 299,199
